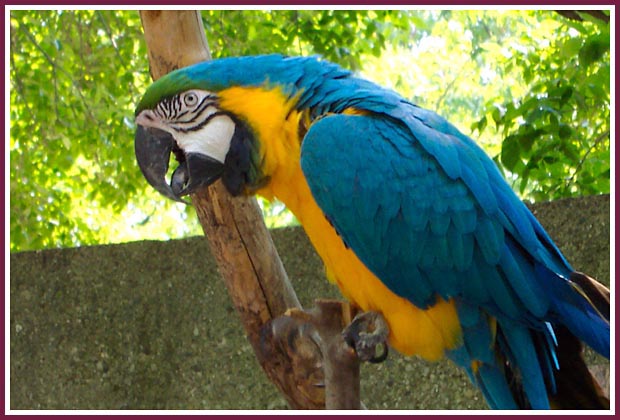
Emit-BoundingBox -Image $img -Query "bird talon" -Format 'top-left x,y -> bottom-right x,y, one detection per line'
342,310 -> 389,363
367,342 -> 389,364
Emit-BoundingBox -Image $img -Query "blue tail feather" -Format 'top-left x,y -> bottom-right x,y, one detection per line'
498,321 -> 550,409
477,364 -> 519,409
536,264 -> 610,358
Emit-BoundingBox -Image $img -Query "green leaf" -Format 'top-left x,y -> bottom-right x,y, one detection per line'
560,36 -> 583,58
579,33 -> 610,67
558,124 -> 572,140
560,86 -> 574,104
492,106 -> 502,127
501,135 -> 521,171
474,115 -> 487,133
520,128 -> 544,151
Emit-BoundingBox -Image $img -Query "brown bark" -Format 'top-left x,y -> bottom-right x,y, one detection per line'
138,10 -> 324,409
139,11 -> 212,78
308,301 -> 361,409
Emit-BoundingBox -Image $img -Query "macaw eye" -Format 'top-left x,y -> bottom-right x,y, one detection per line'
184,92 -> 199,107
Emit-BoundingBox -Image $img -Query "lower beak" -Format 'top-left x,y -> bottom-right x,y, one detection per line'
134,125 -> 225,203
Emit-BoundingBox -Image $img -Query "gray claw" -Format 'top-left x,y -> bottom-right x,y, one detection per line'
342,311 -> 389,363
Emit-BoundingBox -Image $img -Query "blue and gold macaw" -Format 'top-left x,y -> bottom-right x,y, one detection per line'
134,54 -> 610,409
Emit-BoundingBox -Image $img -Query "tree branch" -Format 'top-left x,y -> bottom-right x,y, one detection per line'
556,10 -> 610,24
95,11 -> 128,71
263,301 -> 391,409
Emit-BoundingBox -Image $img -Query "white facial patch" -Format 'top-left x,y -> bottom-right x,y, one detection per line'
136,89 -> 235,164
175,114 -> 235,164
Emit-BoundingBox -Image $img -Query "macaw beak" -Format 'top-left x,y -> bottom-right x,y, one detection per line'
134,125 -> 225,203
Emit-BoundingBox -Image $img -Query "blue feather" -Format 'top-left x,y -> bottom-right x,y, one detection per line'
500,241 -> 550,318
536,265 -> 610,358
451,208 -> 478,234
499,322 -> 550,409
477,364 -> 519,409
474,217 -> 504,265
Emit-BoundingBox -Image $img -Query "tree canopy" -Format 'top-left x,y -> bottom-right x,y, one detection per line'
9,9 -> 611,251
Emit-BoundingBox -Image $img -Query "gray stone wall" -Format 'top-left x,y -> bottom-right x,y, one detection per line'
10,195 -> 610,410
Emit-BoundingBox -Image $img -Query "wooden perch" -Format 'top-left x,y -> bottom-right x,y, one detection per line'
307,301 -> 361,409
261,299 -> 393,410
263,300 -> 362,409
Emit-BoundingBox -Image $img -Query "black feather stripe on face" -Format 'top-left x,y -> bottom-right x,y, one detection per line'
221,116 -> 269,196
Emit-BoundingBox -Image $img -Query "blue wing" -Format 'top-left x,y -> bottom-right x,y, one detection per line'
300,110 -> 609,409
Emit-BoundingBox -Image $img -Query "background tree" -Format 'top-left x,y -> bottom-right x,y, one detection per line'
9,9 -> 610,252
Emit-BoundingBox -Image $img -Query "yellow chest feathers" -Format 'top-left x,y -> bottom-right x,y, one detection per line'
218,86 -> 462,360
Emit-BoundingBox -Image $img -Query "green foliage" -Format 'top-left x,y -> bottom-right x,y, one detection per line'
8,9 -> 414,251
9,10 -> 610,251
10,11 -> 150,250
472,12 -> 610,200
203,10 -> 413,70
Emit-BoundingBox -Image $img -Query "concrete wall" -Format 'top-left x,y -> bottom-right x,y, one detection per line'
10,195 -> 610,410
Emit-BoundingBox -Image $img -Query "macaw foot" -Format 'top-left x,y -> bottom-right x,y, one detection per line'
342,311 -> 389,364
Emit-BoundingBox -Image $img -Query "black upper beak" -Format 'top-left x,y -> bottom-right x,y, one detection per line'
134,125 -> 225,203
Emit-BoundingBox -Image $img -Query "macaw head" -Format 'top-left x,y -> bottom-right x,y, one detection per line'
134,54 -> 352,203
135,64 -> 259,203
